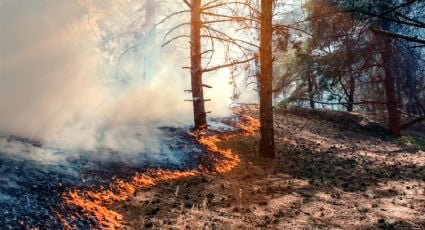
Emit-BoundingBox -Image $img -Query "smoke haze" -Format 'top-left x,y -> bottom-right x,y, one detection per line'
0,0 -> 255,163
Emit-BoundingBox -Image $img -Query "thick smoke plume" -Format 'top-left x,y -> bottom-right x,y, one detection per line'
0,0 -> 254,164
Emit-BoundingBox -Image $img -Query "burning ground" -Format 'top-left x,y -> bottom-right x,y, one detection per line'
0,110 -> 257,229
0,126 -> 218,229
1,106 -> 424,229
112,106 -> 424,229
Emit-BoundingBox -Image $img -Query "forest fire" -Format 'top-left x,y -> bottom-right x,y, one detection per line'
235,113 -> 261,136
2,0 -> 424,228
62,170 -> 196,229
193,113 -> 260,173
58,112 -> 260,228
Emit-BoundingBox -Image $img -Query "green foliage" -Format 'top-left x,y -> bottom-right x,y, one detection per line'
273,0 -> 425,114
273,47 -> 303,94
401,135 -> 425,151
274,100 -> 293,111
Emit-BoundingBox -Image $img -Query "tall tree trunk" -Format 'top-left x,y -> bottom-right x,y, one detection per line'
374,3 -> 401,136
259,0 -> 275,158
379,27 -> 401,136
191,0 -> 207,130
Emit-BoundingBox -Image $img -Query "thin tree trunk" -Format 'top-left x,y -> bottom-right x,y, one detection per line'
347,74 -> 355,112
395,76 -> 403,110
254,52 -> 261,93
191,0 -> 207,130
307,68 -> 315,109
406,60 -> 418,115
259,0 -> 275,158
345,44 -> 355,112
143,0 -> 156,81
145,0 -> 156,29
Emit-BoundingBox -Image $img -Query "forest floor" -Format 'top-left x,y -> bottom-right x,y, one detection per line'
112,106 -> 425,229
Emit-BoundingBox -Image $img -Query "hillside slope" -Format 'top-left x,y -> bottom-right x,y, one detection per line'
114,106 -> 425,229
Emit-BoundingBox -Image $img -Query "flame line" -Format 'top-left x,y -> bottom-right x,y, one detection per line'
59,112 -> 259,229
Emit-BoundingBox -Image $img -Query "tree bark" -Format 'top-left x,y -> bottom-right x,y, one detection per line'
378,23 -> 401,136
191,0 -> 207,130
347,74 -> 355,112
307,67 -> 315,109
395,75 -> 403,110
345,44 -> 355,112
259,0 -> 275,158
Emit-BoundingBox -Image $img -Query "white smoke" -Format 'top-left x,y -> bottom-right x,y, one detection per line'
0,0 -> 255,164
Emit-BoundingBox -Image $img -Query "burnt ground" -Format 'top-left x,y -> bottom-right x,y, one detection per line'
0,127 -> 207,229
113,106 -> 425,229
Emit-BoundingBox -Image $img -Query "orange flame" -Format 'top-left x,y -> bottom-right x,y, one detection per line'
62,170 -> 197,228
236,114 -> 260,135
60,113 -> 259,228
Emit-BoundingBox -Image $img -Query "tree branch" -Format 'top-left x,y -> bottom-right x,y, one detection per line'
202,57 -> 255,73
182,0 -> 191,8
371,27 -> 425,44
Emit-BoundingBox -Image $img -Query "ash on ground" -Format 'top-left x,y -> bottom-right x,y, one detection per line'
0,126 -> 209,229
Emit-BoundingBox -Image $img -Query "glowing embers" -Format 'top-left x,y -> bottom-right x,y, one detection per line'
235,114 -> 260,136
192,114 -> 259,173
62,170 -> 197,229
194,134 -> 240,173
60,114 -> 259,228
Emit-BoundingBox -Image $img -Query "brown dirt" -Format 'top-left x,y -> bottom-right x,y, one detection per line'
112,106 -> 425,229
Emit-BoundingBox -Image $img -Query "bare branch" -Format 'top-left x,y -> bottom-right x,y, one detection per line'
371,27 -> 425,44
274,24 -> 311,36
182,0 -> 191,8
201,11 -> 255,22
399,116 -> 425,130
380,0 -> 419,17
202,26 -> 259,48
156,10 -> 190,27
294,98 -> 387,105
162,23 -> 190,45
201,1 -> 260,16
162,35 -> 190,47
202,57 -> 255,73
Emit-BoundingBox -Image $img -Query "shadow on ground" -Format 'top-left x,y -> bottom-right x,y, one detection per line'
114,107 -> 425,229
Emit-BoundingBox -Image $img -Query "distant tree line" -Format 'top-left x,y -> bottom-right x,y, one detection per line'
274,0 -> 425,137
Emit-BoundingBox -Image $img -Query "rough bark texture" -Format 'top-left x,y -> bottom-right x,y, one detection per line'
190,0 -> 207,130
380,29 -> 401,136
259,0 -> 275,158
